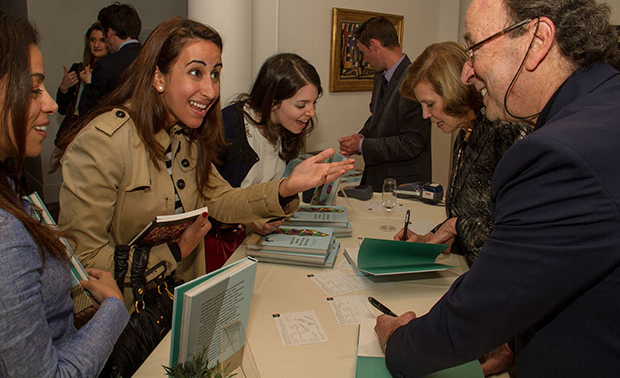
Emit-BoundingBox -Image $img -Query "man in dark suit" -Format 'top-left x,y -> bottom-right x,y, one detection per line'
78,3 -> 141,115
375,0 -> 620,377
339,17 -> 431,191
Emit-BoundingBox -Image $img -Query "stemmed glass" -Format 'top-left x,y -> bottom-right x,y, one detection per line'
380,178 -> 397,231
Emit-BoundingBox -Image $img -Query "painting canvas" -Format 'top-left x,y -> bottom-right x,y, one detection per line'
330,8 -> 403,92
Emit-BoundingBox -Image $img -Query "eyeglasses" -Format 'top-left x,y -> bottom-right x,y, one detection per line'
466,18 -> 533,62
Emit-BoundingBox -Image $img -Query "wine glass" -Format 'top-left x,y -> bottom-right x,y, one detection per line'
380,178 -> 397,231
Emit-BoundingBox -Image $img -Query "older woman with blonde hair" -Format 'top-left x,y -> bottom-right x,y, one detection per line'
395,41 -> 531,265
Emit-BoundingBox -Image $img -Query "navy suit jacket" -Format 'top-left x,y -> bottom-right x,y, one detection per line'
359,55 -> 431,191
78,42 -> 141,115
386,63 -> 620,377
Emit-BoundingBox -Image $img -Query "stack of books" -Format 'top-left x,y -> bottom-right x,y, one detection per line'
282,205 -> 352,237
245,226 -> 340,268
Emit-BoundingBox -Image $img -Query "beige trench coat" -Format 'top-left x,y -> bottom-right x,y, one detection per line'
59,108 -> 298,309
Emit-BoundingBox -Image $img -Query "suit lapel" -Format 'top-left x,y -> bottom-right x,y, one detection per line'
367,55 -> 411,132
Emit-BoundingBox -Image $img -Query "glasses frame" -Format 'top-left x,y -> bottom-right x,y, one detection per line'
466,18 -> 533,62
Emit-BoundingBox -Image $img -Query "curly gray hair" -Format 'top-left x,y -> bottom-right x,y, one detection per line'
504,0 -> 619,68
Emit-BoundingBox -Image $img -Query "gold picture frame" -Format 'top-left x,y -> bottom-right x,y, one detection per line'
329,8 -> 404,92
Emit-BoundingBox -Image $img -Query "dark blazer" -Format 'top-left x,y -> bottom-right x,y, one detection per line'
386,63 -> 620,377
78,42 -> 141,116
359,55 -> 431,191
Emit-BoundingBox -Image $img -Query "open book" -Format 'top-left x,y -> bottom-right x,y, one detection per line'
169,257 -> 258,369
356,319 -> 483,377
355,238 -> 454,276
129,206 -> 208,246
25,192 -> 95,313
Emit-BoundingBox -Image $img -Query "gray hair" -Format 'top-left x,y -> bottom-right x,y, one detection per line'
504,0 -> 619,68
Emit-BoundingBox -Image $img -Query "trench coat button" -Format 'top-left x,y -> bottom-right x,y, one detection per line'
176,179 -> 185,190
181,159 -> 190,168
115,110 -> 126,118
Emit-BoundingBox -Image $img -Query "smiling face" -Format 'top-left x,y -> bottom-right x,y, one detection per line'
89,29 -> 107,61
270,83 -> 319,134
414,80 -> 471,134
155,39 -> 222,130
461,0 -> 526,121
0,45 -> 57,160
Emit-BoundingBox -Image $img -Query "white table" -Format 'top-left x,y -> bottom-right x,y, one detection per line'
134,194 -> 472,377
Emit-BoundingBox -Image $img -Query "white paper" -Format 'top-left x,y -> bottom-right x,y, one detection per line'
308,270 -> 362,296
357,319 -> 385,357
272,310 -> 328,347
410,220 -> 437,235
327,295 -> 376,326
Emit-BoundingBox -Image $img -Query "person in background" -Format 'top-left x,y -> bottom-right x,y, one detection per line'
78,2 -> 142,116
376,0 -> 620,376
55,21 -> 107,145
393,41 -> 531,376
0,12 -> 128,377
339,16 -> 431,191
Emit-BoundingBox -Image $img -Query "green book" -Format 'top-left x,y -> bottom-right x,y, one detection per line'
356,319 -> 483,377
245,226 -> 335,255
169,257 -> 257,368
284,205 -> 349,227
358,238 -> 454,276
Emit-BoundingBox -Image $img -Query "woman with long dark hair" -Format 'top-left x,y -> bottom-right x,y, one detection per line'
0,12 -> 127,377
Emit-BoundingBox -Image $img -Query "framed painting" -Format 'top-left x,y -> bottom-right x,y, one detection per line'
329,8 -> 403,92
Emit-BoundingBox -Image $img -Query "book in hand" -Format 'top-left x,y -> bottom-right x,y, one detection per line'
246,239 -> 340,268
170,257 -> 258,368
245,226 -> 335,256
129,206 -> 208,246
283,205 -> 349,227
25,192 -> 95,313
357,238 -> 454,276
355,319 -> 483,378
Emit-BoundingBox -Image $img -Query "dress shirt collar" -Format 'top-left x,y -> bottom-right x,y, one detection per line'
118,39 -> 139,52
383,54 -> 406,83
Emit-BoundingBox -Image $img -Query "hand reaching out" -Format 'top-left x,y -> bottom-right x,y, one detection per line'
246,220 -> 283,236
279,148 -> 354,197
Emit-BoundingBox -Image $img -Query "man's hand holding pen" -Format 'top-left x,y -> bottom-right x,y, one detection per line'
375,311 -> 417,354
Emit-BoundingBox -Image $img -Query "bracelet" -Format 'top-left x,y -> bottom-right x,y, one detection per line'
168,242 -> 182,262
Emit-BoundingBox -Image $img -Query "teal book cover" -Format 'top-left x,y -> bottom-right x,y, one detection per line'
358,238 -> 454,276
169,257 -> 257,366
246,226 -> 335,255
285,205 -> 349,227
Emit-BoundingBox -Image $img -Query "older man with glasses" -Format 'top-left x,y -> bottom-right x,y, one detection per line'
375,0 -> 620,377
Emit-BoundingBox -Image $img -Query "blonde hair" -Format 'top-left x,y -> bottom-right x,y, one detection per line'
401,42 -> 482,117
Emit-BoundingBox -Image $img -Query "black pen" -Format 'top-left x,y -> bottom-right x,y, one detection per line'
368,296 -> 398,317
401,209 -> 411,241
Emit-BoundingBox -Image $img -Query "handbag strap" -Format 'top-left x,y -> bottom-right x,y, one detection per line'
113,244 -> 131,290
130,245 -> 150,313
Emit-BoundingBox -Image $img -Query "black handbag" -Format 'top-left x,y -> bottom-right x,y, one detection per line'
99,245 -> 180,378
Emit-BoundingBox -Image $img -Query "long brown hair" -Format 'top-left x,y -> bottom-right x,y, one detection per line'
55,18 -> 226,197
0,12 -> 66,262
235,53 -> 321,161
82,21 -> 105,68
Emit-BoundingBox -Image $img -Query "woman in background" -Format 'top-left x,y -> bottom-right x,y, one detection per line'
393,41 -> 531,376
0,13 -> 127,377
55,21 -> 108,145
206,53 -> 322,271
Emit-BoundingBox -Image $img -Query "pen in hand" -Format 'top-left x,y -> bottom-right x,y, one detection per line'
401,209 -> 411,241
368,296 -> 398,317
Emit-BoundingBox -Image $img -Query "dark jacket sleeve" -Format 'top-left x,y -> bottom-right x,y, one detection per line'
385,135 -> 620,376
